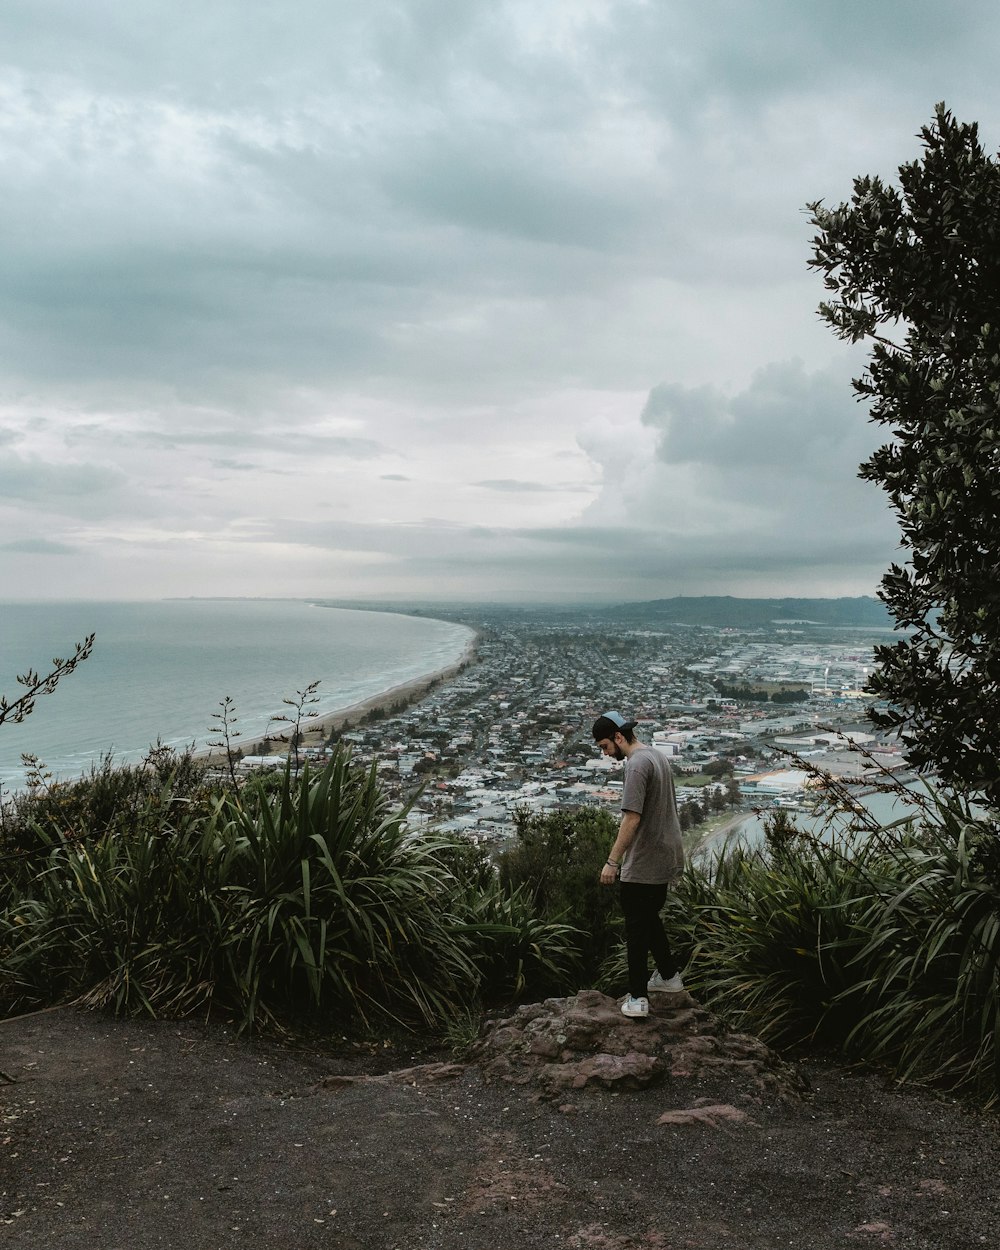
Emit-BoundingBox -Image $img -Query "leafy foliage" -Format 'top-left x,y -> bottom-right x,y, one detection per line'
804,105 -> 1000,1097
0,749 -> 581,1033
821,782 -> 1000,1097
664,776 -> 1000,1101
808,103 -> 1000,806
670,832 -> 877,1048
496,805 -> 620,982
435,839 -> 581,1002
0,634 -> 94,727
0,745 -> 215,889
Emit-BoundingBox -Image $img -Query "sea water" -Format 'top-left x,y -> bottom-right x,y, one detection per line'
0,601 -> 473,789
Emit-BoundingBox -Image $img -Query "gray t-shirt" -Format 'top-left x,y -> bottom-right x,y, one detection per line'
620,745 -> 684,884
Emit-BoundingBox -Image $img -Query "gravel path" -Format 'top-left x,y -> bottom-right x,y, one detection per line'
2,1006 -> 998,1249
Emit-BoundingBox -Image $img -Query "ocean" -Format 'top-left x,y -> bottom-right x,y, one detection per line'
0,601 -> 473,790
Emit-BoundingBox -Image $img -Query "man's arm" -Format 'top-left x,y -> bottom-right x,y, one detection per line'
600,809 -> 641,884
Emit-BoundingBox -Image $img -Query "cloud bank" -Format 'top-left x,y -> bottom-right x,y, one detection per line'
1,1 -> 995,601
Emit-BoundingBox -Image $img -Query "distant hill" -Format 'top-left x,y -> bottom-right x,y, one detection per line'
605,596 -> 892,628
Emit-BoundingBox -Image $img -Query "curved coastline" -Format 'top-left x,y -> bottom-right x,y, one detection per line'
205,625 -> 479,760
298,628 -> 477,743
1,601 -> 477,787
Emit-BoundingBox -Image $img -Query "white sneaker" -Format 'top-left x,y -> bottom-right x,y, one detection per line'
648,972 -> 684,994
620,995 -> 649,1018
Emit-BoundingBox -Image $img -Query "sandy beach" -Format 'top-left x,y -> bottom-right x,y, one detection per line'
206,631 -> 478,761
301,632 -> 477,742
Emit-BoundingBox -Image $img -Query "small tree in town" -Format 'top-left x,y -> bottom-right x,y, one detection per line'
808,104 -> 1000,807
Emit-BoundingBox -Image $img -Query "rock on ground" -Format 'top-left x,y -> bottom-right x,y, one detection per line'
472,988 -> 806,1103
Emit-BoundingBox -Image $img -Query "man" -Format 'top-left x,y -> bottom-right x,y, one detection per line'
592,710 -> 685,1018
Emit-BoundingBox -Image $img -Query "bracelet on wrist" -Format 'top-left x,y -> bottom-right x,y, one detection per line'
606,858 -> 620,868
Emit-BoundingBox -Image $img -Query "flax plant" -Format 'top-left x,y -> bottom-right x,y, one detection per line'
0,748 -> 581,1033
207,750 -> 483,1027
836,797 -> 1000,1098
642,763 -> 1000,1100
442,841 -> 582,1000
597,827 -> 878,1046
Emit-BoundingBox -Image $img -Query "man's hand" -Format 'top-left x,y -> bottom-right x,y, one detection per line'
600,811 -> 639,885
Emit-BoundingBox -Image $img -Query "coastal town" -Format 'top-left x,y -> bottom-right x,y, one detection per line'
234,607 -> 905,847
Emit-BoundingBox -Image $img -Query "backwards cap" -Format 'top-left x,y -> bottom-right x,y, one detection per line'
591,709 -> 637,740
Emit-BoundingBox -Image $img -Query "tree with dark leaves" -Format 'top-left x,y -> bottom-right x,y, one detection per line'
808,104 -> 1000,807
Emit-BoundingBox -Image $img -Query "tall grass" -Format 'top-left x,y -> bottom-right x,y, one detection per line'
660,789 -> 1000,1100
442,840 -> 582,1001
0,745 -> 216,889
0,749 -> 582,1031
8,738 -> 995,1096
669,833 -> 873,1045
840,809 -> 1000,1095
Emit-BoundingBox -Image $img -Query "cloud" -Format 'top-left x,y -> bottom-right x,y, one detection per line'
643,359 -> 876,479
0,455 -> 125,504
229,380 -> 899,600
0,0 -> 841,411
599,358 -> 896,549
0,537 -> 78,555
1,2 -> 996,602
379,135 -> 642,250
208,459 -> 258,472
475,479 -> 563,493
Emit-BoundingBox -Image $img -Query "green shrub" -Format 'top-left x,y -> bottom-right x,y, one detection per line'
0,745 -> 218,888
442,840 -> 581,1001
837,810 -> 1000,1098
496,806 -> 621,982
666,832 -> 874,1047
0,749 -> 583,1033
662,785 -> 1000,1100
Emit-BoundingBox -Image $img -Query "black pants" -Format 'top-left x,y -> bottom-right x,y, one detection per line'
619,881 -> 676,998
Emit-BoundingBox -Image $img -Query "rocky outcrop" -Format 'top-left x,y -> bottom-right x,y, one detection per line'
471,988 -> 805,1101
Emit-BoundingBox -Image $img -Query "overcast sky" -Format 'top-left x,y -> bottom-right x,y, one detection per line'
2,0 -> 998,604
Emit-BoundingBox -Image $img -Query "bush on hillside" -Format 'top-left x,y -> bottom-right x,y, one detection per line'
470,887 -> 581,1001
496,806 -> 621,982
0,745 -> 217,892
669,783 -> 1000,1101
433,839 -> 581,1002
0,749 -> 580,1032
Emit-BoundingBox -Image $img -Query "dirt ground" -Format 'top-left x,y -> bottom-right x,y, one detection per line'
2,1004 -> 999,1250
